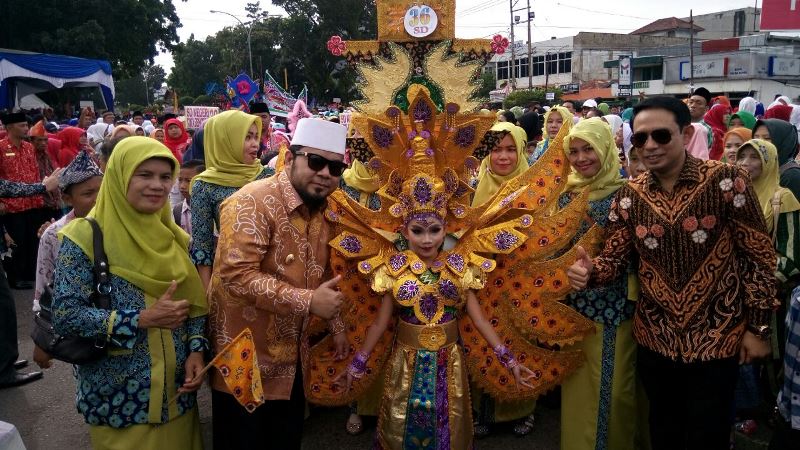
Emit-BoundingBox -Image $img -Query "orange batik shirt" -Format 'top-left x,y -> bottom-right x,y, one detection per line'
208,170 -> 343,400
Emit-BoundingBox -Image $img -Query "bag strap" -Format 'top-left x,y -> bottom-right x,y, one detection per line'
771,191 -> 782,244
84,218 -> 111,310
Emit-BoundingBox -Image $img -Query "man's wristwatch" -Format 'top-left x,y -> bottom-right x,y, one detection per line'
747,324 -> 772,340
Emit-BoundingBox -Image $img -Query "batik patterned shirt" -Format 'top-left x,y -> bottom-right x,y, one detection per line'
778,287 -> 800,430
208,170 -> 343,400
591,154 -> 778,362
33,210 -> 75,310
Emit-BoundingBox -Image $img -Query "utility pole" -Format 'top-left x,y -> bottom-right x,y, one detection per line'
210,10 -> 254,78
509,0 -> 516,90
689,9 -> 694,96
526,0 -> 533,89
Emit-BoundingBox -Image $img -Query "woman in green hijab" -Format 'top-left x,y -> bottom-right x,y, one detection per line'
190,110 -> 275,289
53,137 -> 208,450
728,111 -> 756,130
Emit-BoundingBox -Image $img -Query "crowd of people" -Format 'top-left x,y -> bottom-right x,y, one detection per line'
0,86 -> 798,450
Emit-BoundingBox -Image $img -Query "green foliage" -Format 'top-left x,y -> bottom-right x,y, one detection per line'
168,1 -> 377,101
476,71 -> 496,100
0,0 -> 183,78
115,66 -> 167,107
503,88 -> 563,109
179,96 -> 195,107
193,95 -> 212,105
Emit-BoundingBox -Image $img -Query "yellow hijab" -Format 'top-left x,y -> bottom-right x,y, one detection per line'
541,106 -> 574,139
472,122 -> 529,206
737,139 -> 800,232
563,117 -> 626,201
342,159 -> 380,194
60,136 -> 207,318
192,110 -> 264,189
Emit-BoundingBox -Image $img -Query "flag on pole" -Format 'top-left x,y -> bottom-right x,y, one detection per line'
209,328 -> 265,412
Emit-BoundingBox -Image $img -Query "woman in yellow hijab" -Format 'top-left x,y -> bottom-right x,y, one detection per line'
471,121 -> 537,437
189,110 -> 274,289
529,105 -> 573,164
558,117 -> 639,450
54,137 -> 207,450
737,139 -> 800,284
472,121 -> 529,207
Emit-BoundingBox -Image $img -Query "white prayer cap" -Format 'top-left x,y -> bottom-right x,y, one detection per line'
290,118 -> 346,155
582,99 -> 598,109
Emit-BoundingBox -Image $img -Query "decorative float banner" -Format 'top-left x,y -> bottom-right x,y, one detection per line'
225,72 -> 259,111
263,70 -> 308,117
185,106 -> 220,130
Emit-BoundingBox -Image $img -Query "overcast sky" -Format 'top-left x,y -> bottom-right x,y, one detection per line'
155,0 -> 769,73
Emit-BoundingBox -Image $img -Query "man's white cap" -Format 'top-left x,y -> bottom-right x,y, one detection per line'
290,118 -> 346,155
582,99 -> 598,109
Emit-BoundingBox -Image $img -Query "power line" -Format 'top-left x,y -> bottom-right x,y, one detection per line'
554,2 -> 656,20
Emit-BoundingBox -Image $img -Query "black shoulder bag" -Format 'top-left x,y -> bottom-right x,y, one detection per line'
31,218 -> 111,365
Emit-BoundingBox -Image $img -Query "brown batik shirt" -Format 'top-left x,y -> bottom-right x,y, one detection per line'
591,154 -> 778,362
208,170 -> 343,400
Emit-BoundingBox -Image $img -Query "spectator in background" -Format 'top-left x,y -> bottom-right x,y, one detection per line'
173,159 -> 205,237
163,118 -> 190,163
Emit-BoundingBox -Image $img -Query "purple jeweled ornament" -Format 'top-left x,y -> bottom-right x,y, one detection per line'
520,215 -> 532,227
419,293 -> 439,321
389,253 -> 408,271
454,125 -> 476,148
481,260 -> 493,270
413,177 -> 432,204
372,125 -> 393,148
446,253 -> 465,272
397,280 -> 420,300
425,147 -> 434,156
411,261 -> 424,272
360,262 -> 372,271
413,101 -> 433,122
438,279 -> 458,300
494,230 -> 519,251
408,130 -> 418,139
446,103 -> 460,114
420,130 -> 431,140
386,106 -> 400,118
340,235 -> 362,253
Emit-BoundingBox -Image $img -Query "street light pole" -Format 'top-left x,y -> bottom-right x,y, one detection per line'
210,9 -> 253,78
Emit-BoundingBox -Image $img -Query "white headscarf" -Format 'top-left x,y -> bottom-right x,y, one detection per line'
622,123 -> 633,159
790,106 -> 800,144
86,122 -> 114,149
738,97 -> 757,114
768,95 -> 791,110
603,114 -> 623,137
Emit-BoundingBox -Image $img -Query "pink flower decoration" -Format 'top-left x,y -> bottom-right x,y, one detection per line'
491,35 -> 510,54
682,216 -> 698,232
236,80 -> 251,95
701,215 -> 717,229
327,35 -> 347,56
650,224 -> 665,238
734,177 -> 747,193
635,225 -> 649,239
724,191 -> 734,203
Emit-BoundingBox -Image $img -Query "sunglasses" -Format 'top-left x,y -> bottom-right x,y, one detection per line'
631,128 -> 673,148
293,151 -> 347,177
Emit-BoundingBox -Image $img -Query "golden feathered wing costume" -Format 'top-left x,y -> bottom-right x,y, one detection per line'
304,42 -> 596,406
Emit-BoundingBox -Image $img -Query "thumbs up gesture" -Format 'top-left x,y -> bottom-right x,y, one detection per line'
566,246 -> 594,291
311,275 -> 344,320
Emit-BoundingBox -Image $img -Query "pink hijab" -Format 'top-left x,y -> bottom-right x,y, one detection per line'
686,123 -> 710,160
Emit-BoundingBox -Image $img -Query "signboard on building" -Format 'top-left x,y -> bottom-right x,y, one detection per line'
185,106 -> 220,129
679,58 -> 729,80
760,0 -> 800,31
559,83 -> 580,94
545,92 -> 555,101
618,55 -> 632,98
769,56 -> 800,76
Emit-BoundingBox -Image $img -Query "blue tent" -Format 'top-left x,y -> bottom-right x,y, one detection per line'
0,49 -> 115,111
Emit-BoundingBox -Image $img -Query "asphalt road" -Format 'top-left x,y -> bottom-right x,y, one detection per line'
0,287 -> 560,449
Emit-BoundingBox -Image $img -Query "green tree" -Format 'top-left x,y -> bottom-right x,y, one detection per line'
503,88 -> 562,109
168,36 -> 223,99
476,71 -> 496,100
115,66 -> 167,107
0,0 -> 185,78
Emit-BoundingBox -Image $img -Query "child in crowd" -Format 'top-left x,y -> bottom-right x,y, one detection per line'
173,159 -> 205,237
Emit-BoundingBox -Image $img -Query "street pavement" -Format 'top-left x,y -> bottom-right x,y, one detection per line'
0,287 -> 560,449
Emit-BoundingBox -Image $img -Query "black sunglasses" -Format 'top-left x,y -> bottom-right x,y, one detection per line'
293,151 -> 347,177
631,128 -> 673,148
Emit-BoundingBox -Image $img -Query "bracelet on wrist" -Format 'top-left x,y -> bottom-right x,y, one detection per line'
493,344 -> 519,370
